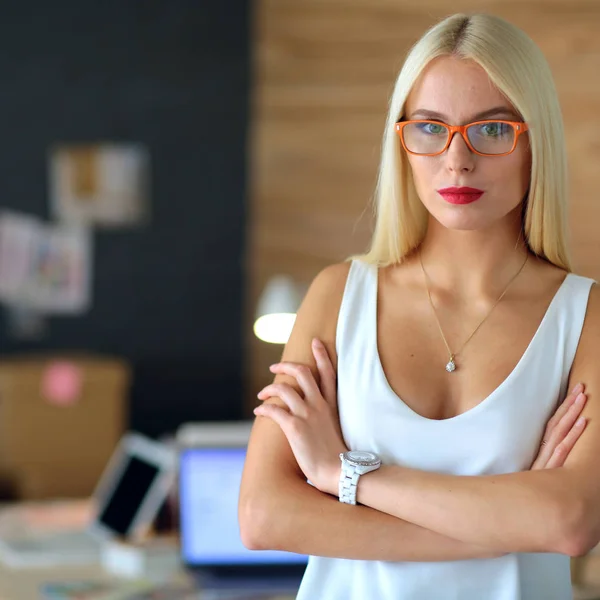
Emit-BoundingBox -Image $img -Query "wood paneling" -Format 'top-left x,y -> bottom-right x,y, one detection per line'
245,1 -> 600,411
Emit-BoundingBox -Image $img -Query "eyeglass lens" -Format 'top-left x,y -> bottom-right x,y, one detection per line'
402,122 -> 516,155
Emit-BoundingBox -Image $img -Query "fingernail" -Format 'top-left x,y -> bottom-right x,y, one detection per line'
576,417 -> 586,426
572,383 -> 583,394
312,338 -> 321,347
575,393 -> 586,405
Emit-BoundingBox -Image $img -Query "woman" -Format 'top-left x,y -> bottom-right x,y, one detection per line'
239,13 -> 600,600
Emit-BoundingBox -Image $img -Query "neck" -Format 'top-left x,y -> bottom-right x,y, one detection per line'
417,212 -> 530,300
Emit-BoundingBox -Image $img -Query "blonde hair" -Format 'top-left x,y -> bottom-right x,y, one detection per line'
357,13 -> 571,271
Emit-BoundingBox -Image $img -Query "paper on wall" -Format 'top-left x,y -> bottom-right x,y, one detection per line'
0,211 -> 92,314
49,143 -> 150,228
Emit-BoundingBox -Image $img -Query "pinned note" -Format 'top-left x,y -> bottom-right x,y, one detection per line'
41,361 -> 83,406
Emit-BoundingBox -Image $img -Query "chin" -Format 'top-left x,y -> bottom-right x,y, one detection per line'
425,196 -> 518,232
429,208 -> 498,232
437,219 -> 487,231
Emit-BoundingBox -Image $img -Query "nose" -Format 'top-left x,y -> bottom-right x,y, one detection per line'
445,130 -> 475,172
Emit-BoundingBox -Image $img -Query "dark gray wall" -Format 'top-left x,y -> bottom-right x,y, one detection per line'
0,1 -> 251,436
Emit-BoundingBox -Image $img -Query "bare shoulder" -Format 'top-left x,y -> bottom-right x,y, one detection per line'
295,262 -> 352,325
561,265 -> 600,389
304,261 -> 352,301
572,274 -> 600,351
281,260 -> 352,371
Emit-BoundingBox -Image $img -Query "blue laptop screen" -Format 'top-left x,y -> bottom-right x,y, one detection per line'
179,447 -> 307,566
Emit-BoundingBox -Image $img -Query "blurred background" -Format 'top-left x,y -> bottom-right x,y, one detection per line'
0,0 -> 597,596
0,0 -> 598,500
0,1 -> 252,502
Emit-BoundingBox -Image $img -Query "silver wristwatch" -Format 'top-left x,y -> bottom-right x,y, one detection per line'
338,451 -> 382,505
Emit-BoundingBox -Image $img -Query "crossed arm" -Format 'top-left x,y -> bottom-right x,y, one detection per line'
239,265 -> 600,559
356,459 -> 585,555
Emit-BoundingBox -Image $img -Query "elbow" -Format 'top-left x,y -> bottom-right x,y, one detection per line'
238,492 -> 281,551
560,527 -> 597,558
239,507 -> 270,551
554,497 -> 600,557
566,524 -> 600,558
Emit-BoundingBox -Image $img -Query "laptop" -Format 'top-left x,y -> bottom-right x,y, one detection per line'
0,431 -> 176,568
177,422 -> 307,595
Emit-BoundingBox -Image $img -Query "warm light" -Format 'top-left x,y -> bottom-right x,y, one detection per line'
253,275 -> 303,345
253,313 -> 297,344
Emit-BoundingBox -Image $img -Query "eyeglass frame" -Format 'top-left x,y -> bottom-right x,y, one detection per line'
394,119 -> 530,157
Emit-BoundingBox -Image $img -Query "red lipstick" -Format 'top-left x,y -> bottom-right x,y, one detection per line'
437,186 -> 484,205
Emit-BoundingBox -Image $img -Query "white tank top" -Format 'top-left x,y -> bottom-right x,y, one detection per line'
296,259 -> 595,600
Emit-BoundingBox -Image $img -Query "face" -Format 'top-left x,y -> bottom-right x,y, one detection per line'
402,56 -> 531,231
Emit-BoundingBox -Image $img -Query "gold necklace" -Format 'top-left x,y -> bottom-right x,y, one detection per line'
419,250 -> 529,373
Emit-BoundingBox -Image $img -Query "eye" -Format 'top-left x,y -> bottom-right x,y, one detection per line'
416,122 -> 446,135
478,122 -> 510,137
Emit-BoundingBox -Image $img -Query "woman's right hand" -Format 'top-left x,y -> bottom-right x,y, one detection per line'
480,386 -> 590,560
530,383 -> 588,470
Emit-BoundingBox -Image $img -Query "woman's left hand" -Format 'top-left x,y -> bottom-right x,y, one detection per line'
254,338 -> 347,496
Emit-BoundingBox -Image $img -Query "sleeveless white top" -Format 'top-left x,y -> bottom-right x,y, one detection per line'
296,259 -> 595,600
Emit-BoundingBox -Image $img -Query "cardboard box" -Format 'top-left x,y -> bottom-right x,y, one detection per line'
0,354 -> 130,499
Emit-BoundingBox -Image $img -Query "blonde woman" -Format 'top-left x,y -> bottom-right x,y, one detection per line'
239,13 -> 599,599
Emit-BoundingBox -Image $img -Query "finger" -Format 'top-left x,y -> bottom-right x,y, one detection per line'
534,393 -> 587,468
269,362 -> 322,405
254,403 -> 294,429
547,393 -> 587,446
257,383 -> 307,417
546,417 -> 587,469
312,338 -> 337,406
544,383 -> 584,434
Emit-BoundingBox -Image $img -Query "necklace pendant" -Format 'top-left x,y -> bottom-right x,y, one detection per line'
445,358 -> 456,373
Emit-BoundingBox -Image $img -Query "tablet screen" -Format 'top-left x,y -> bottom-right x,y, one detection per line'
96,454 -> 161,536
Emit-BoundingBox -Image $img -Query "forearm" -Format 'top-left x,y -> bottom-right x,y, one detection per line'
357,465 -> 577,554
241,476 -> 504,562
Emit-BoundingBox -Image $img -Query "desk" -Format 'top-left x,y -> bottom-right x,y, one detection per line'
0,563 -> 299,600
0,562 -> 131,600
4,560 -> 600,600
573,555 -> 600,600
0,562 -> 194,600
0,500 -> 189,599
11,548 -> 596,598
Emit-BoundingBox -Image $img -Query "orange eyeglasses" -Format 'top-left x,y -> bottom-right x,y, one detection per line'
395,119 -> 529,157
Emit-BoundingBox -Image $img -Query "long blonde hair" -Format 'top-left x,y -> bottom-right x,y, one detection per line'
358,13 -> 571,271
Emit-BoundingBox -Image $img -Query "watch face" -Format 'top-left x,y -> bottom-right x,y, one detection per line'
345,451 -> 380,466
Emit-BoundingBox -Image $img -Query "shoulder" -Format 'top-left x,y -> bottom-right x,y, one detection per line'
307,261 -> 353,297
295,261 -> 353,334
559,264 -> 598,317
566,272 -> 600,373
577,276 -> 600,331
275,260 -> 354,376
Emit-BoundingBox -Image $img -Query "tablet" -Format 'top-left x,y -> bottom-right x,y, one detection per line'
88,431 -> 176,540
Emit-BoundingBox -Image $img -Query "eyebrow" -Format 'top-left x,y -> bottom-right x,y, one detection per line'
408,107 -> 520,122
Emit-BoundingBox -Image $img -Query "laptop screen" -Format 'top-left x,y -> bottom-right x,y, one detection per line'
179,447 -> 307,566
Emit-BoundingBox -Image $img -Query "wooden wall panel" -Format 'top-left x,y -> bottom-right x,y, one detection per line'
244,1 -> 600,412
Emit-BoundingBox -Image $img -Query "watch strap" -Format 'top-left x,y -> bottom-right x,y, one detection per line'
339,461 -> 360,505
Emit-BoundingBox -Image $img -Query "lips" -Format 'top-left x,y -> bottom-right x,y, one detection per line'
438,186 -> 484,194
437,186 -> 484,205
